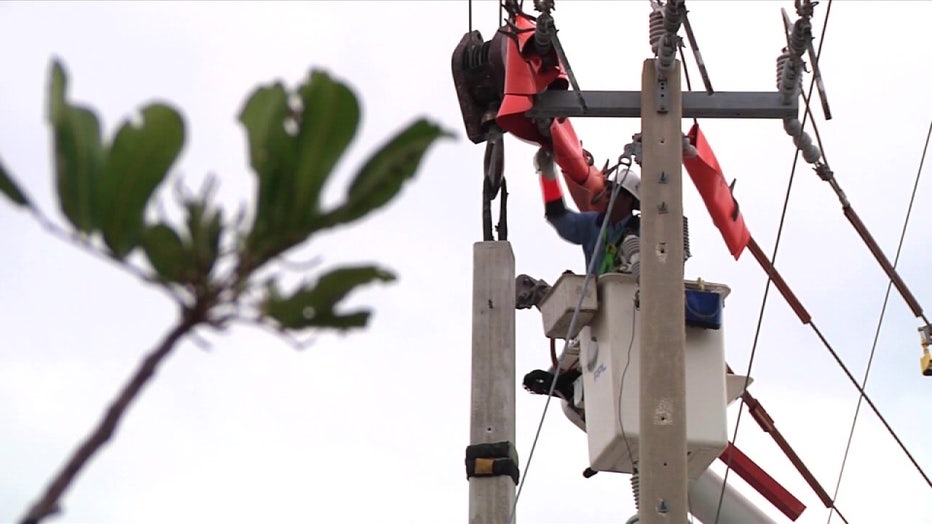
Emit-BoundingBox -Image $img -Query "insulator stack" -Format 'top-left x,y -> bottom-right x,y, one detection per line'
662,0 -> 685,33
534,13 -> 555,58
777,11 -> 822,165
789,19 -> 812,58
649,9 -> 665,54
778,50 -> 799,104
621,234 -> 641,281
775,50 -> 790,90
649,1 -> 682,73
784,118 -> 822,164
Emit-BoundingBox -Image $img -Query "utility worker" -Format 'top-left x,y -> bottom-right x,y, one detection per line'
535,147 -> 641,275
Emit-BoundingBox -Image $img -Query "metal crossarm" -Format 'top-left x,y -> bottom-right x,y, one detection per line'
527,90 -> 798,120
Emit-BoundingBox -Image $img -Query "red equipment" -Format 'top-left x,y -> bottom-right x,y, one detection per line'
495,13 -> 607,212
683,123 -> 751,259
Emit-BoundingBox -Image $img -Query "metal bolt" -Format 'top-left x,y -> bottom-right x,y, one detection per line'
657,499 -> 670,513
659,171 -> 668,183
658,202 -> 668,214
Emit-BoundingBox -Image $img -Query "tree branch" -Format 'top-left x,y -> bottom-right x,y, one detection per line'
25,204 -> 193,307
20,310 -> 203,524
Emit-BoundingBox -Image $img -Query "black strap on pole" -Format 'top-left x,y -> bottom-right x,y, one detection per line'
465,441 -> 520,484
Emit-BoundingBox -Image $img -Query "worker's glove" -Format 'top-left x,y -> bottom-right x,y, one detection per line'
534,147 -> 558,181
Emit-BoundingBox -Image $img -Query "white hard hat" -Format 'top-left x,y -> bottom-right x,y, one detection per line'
615,166 -> 641,208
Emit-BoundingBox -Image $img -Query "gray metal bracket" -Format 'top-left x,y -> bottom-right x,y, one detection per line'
656,77 -> 669,114
527,90 -> 798,120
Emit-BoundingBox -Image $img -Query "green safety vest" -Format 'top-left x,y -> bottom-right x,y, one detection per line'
598,216 -> 639,275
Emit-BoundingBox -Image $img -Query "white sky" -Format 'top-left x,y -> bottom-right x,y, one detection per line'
0,1 -> 930,523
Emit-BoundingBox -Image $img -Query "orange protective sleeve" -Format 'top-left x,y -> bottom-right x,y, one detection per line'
539,176 -> 563,203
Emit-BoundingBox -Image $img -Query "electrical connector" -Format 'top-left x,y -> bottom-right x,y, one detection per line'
919,325 -> 932,376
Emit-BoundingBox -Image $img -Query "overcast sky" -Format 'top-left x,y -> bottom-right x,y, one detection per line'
1,1 -> 930,523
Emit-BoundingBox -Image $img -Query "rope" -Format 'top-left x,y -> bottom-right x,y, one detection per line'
509,169 -> 630,524
714,2 -> 833,522
826,120 -> 932,523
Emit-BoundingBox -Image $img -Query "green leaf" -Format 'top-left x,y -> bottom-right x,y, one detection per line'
293,71 -> 359,226
183,195 -> 223,277
262,265 -> 396,331
319,119 -> 451,228
0,156 -> 30,207
141,224 -> 188,283
238,83 -> 295,257
48,60 -> 104,233
239,71 -> 360,263
97,104 -> 185,258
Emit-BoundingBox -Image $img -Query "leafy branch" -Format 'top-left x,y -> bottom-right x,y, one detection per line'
0,59 -> 452,524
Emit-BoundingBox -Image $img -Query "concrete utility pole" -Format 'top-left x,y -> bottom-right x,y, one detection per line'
638,59 -> 688,523
468,241 -> 517,524
531,60 -> 795,520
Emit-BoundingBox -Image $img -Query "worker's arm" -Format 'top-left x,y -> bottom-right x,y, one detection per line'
536,148 -> 592,246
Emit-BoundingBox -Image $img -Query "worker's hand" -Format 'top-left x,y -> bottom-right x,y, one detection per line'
534,147 -> 558,180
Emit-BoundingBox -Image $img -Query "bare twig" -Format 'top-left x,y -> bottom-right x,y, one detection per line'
275,253 -> 324,272
20,309 -> 204,524
26,205 -> 189,305
235,315 -> 318,350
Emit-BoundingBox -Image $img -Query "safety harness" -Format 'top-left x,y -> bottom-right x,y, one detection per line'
598,215 -> 640,275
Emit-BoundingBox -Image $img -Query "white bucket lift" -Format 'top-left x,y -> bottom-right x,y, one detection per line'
540,272 -> 732,479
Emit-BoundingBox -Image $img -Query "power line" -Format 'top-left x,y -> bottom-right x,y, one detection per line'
469,0 -> 472,32
776,22 -> 932,494
808,321 -> 932,489
714,2 -> 833,522
826,120 -> 932,523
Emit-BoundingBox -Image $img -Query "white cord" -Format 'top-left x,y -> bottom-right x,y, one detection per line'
617,295 -> 639,472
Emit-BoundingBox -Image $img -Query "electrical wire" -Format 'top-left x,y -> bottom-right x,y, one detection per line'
468,0 -> 472,32
617,295 -> 639,473
807,321 -> 932,490
718,13 -> 932,519
508,167 -> 630,524
774,3 -> 932,502
714,2 -> 833,522
678,40 -> 699,127
779,21 -> 932,498
800,79 -> 930,328
826,122 -> 932,523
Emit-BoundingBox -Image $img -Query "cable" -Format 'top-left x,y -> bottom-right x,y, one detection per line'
549,337 -> 558,369
777,0 -> 932,496
779,8 -> 932,493
802,96 -> 930,328
826,120 -> 932,524
617,296 -> 639,474
792,13 -> 928,327
808,321 -> 932,489
714,2 -> 833,522
678,38 -> 699,127
509,168 -> 630,524
469,0 -> 472,32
